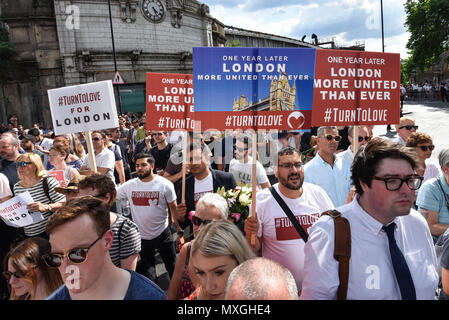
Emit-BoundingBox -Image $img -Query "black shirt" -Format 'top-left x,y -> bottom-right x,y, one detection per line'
150,143 -> 173,172
0,159 -> 18,194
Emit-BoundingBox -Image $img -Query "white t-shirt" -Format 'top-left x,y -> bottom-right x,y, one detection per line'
194,172 -> 214,204
0,173 -> 12,199
116,175 -> 176,240
229,157 -> 269,188
254,182 -> 334,290
83,148 -> 116,184
36,137 -> 53,168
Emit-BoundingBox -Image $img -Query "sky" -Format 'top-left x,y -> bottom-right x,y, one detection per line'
206,0 -> 410,59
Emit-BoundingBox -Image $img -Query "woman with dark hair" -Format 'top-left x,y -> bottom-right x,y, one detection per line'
3,237 -> 63,300
48,144 -> 80,186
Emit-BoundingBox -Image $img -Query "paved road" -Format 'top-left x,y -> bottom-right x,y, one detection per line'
373,100 -> 449,162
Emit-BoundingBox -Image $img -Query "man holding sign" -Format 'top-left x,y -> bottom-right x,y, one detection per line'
244,147 -> 334,291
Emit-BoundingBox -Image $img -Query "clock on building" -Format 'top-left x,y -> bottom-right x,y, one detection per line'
141,0 -> 165,22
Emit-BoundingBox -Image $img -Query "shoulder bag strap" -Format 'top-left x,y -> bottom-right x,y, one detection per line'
436,177 -> 449,210
269,186 -> 309,242
321,209 -> 351,300
42,176 -> 53,203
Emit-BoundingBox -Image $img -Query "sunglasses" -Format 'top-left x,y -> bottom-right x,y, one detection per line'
2,270 -> 26,281
417,145 -> 435,151
358,136 -> 372,143
324,135 -> 342,142
15,161 -> 33,168
236,146 -> 248,152
398,125 -> 418,130
92,137 -> 103,141
43,231 -> 107,268
191,215 -> 212,227
152,132 -> 164,136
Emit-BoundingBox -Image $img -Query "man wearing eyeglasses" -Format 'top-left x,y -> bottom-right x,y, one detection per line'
45,196 -> 166,300
244,146 -> 334,291
79,131 -> 115,185
301,138 -> 438,300
393,117 -> 418,146
303,126 -> 352,207
337,126 -> 371,165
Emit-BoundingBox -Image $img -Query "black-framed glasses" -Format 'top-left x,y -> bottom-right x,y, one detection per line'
278,162 -> 303,170
191,215 -> 212,227
417,145 -> 435,151
358,136 -> 372,143
92,137 -> 102,141
398,125 -> 418,130
325,135 -> 342,142
43,231 -> 108,268
372,175 -> 424,191
15,161 -> 33,168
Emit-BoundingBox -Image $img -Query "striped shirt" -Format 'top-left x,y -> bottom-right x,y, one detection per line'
110,213 -> 141,267
14,176 -> 65,237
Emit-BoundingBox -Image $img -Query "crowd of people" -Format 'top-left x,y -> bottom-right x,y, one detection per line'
405,80 -> 449,102
0,110 -> 449,301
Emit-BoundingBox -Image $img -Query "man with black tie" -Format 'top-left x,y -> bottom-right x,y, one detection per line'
301,138 -> 438,300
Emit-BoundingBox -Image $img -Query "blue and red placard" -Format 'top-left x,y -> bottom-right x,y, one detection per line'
192,47 -> 400,130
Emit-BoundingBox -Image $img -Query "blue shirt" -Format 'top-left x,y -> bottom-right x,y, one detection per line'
416,175 -> 449,240
303,152 -> 351,207
46,270 -> 167,300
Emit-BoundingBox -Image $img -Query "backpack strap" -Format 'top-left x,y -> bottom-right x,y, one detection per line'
269,186 -> 309,242
42,176 -> 53,203
321,209 -> 351,300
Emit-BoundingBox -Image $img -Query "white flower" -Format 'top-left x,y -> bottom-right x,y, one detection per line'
239,193 -> 251,206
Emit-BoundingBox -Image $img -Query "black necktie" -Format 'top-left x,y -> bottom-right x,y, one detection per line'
382,223 -> 416,300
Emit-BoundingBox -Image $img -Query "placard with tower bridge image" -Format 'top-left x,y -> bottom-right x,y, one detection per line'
193,47 -> 400,130
193,47 -> 316,131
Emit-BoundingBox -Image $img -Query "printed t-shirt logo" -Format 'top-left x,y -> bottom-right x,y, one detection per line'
194,190 -> 213,204
131,191 -> 160,206
275,213 -> 320,241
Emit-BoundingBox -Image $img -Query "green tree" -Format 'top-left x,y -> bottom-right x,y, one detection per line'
0,23 -> 15,83
400,56 -> 416,83
404,0 -> 449,72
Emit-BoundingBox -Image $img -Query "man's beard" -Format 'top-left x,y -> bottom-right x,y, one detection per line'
279,173 -> 304,190
137,170 -> 151,180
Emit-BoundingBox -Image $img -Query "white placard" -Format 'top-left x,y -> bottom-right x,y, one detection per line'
0,192 -> 44,228
48,80 -> 119,135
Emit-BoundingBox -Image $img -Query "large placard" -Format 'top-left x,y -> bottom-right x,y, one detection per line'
145,73 -> 194,131
48,80 -> 119,135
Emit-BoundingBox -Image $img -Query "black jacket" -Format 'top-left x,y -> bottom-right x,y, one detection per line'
175,169 -> 236,229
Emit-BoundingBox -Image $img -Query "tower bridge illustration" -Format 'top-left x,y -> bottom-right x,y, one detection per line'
232,73 -> 296,112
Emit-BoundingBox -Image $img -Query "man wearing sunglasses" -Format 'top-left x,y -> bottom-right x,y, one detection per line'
45,196 -> 166,300
301,138 -> 438,300
337,126 -> 371,165
79,131 -> 115,185
393,117 -> 418,146
304,126 -> 352,207
229,135 -> 270,190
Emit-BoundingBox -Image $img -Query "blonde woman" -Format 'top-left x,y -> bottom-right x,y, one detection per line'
187,220 -> 256,300
13,153 -> 65,239
3,237 -> 63,300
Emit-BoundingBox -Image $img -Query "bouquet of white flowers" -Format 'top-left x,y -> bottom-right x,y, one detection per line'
216,183 -> 252,224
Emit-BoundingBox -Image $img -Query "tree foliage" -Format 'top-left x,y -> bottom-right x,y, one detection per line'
405,0 -> 449,72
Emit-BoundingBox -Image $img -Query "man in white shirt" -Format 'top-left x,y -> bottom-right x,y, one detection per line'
393,117 -> 418,146
28,127 -> 53,168
244,146 -> 334,290
301,138 -> 439,300
229,135 -> 270,189
337,126 -> 371,166
79,131 -> 116,184
304,126 -> 352,207
116,153 -> 182,282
